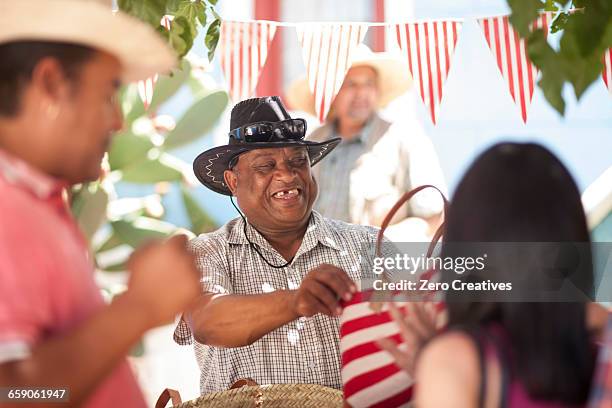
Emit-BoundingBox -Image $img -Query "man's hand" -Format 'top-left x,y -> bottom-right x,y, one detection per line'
125,234 -> 200,328
0,235 -> 201,407
291,264 -> 357,318
376,302 -> 440,376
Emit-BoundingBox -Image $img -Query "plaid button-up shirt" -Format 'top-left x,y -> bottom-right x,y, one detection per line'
174,211 -> 379,394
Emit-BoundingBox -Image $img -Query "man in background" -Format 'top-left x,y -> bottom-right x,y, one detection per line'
287,45 -> 446,240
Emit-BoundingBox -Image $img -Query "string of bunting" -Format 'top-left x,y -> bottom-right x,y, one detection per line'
139,17 -> 611,123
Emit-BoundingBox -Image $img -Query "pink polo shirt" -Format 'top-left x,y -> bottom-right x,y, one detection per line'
0,149 -> 146,407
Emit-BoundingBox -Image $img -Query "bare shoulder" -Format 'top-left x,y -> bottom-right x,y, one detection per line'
415,331 -> 481,408
420,331 -> 480,367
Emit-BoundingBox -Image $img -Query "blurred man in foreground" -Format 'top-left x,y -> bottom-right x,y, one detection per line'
0,1 -> 200,407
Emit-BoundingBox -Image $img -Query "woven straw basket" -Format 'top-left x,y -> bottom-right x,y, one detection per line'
170,384 -> 343,408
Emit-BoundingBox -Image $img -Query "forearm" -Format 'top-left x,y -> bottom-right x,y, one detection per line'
588,302 -> 610,342
191,290 -> 299,347
0,295 -> 151,407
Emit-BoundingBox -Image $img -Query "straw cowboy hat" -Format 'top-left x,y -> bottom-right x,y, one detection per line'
0,0 -> 176,82
286,44 -> 412,118
193,96 -> 340,196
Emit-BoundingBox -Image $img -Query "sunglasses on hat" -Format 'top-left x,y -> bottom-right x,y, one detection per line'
229,118 -> 307,143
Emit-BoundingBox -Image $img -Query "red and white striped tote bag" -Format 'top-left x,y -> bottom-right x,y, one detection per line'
340,185 -> 448,408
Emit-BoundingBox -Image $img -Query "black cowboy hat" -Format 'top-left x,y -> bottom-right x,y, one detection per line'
193,96 -> 341,196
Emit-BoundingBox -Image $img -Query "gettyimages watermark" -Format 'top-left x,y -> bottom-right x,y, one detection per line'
356,242 -> 612,303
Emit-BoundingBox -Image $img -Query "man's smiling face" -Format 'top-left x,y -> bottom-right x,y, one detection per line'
224,146 -> 317,230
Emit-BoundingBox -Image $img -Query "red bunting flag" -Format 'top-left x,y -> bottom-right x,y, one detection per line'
477,14 -> 551,123
296,23 -> 368,122
138,16 -> 172,110
603,48 -> 612,93
390,20 -> 463,124
219,21 -> 277,102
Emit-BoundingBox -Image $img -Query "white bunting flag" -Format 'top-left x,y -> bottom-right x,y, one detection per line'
219,21 -> 277,102
138,16 -> 172,110
137,75 -> 157,110
603,48 -> 612,93
296,23 -> 368,122
390,20 -> 463,124
478,14 -> 551,123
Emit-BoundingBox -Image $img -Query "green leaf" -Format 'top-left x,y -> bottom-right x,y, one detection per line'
206,18 -> 221,61
508,0 -> 542,37
569,0 -> 611,57
555,2 -> 611,99
149,59 -> 191,112
559,30 -> 605,99
164,91 -> 228,149
520,0 -> 612,115
175,0 -> 205,34
71,183 -> 109,241
119,0 -> 219,63
165,0 -> 182,13
103,261 -> 128,272
181,186 -> 217,234
543,0 -> 559,11
168,15 -> 194,58
118,0 -> 165,27
550,12 -> 569,34
197,6 -> 207,27
120,152 -> 186,183
108,130 -> 155,171
528,30 -> 566,114
96,232 -> 124,253
572,0 -> 586,9
537,73 -> 566,115
111,217 -> 176,248
119,85 -> 146,125
186,75 -> 210,96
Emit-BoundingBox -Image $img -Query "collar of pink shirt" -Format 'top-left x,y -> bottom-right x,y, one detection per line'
0,148 -> 70,209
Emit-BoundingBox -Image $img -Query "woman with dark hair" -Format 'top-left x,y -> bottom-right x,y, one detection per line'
413,143 -> 599,407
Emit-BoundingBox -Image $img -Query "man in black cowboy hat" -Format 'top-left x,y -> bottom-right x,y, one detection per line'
175,96 -> 381,393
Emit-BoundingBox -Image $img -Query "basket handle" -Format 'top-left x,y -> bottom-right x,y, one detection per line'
230,378 -> 259,389
155,388 -> 182,408
376,184 -> 449,258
